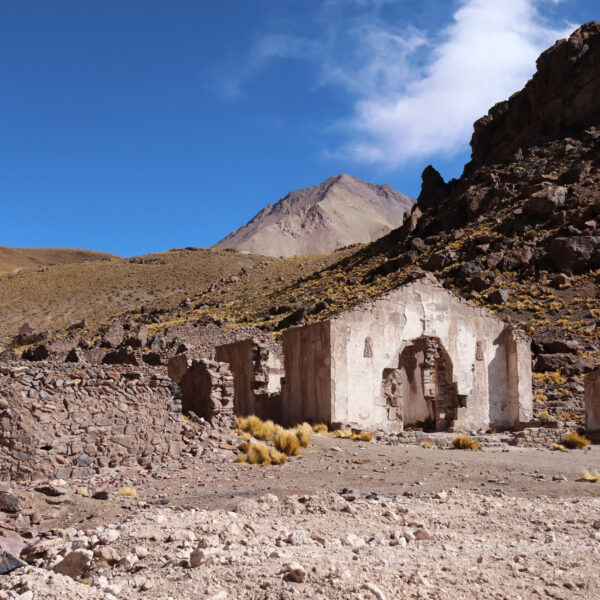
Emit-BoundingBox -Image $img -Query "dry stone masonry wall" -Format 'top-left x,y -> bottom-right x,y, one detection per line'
0,361 -> 186,481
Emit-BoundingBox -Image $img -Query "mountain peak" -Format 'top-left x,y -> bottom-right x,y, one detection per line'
213,175 -> 413,257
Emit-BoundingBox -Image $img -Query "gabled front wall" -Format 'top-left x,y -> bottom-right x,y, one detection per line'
328,282 -> 530,432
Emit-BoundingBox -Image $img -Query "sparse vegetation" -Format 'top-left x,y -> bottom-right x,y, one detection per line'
562,431 -> 591,450
576,469 -> 600,482
119,486 -> 137,497
452,434 -> 482,451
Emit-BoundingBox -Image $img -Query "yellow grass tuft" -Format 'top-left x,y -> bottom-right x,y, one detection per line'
296,429 -> 310,448
352,431 -> 373,442
563,431 -> 591,450
237,441 -> 249,453
246,442 -> 271,465
312,423 -> 328,434
551,443 -> 567,452
576,469 -> 600,482
452,434 -> 481,450
268,447 -> 287,465
119,486 -> 136,497
331,428 -> 353,439
274,429 -> 301,456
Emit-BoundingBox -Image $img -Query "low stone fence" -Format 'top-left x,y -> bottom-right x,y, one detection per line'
0,361 -> 186,481
510,426 -> 570,447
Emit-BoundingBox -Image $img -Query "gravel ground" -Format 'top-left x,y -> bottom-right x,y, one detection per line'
1,436 -> 600,599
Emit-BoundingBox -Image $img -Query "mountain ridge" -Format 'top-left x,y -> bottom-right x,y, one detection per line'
213,173 -> 414,257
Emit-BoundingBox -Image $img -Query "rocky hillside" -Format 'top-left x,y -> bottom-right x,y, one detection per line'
0,246 -> 118,275
198,22 -> 600,422
213,173 -> 413,257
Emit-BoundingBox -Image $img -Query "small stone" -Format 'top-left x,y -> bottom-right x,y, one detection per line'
414,527 -> 433,540
135,545 -> 149,558
552,475 -> 567,482
363,582 -> 387,600
97,528 -> 120,545
76,486 -> 90,497
190,548 -> 207,568
206,592 -> 227,600
35,484 -> 67,497
282,561 -> 307,583
117,553 -> 139,571
592,519 -> 600,530
0,549 -> 26,574
92,490 -> 110,500
403,529 -> 415,542
140,578 -> 154,591
93,545 -> 121,564
53,549 -> 93,580
0,491 -> 21,513
287,530 -> 310,546
236,499 -> 260,514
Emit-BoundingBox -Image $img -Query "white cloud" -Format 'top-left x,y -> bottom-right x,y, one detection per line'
220,0 -> 573,167
342,0 -> 572,166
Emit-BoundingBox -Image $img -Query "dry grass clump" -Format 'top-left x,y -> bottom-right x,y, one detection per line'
269,447 -> 287,465
274,429 -> 301,456
452,434 -> 481,451
296,429 -> 310,448
563,431 -> 591,450
576,469 -> 600,482
551,443 -> 567,452
330,428 -> 373,442
119,486 -> 137,497
312,423 -> 328,434
246,442 -> 272,465
236,416 -> 278,441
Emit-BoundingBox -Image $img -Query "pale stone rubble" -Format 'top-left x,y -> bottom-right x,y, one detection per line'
1,490 -> 599,599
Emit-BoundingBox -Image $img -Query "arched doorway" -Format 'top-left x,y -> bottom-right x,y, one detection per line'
382,337 -> 465,431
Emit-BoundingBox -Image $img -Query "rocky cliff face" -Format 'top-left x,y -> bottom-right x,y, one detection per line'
213,174 -> 413,257
467,21 -> 600,171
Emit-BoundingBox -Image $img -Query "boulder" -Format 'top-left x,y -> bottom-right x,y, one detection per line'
53,549 -> 93,580
0,549 -> 26,575
487,289 -> 509,304
22,344 -> 50,362
547,236 -> 600,272
65,348 -> 85,363
102,349 -> 139,366
102,321 -> 125,348
0,491 -> 21,513
525,184 -> 567,216
142,352 -> 162,366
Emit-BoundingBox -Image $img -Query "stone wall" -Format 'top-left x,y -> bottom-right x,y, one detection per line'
281,321 -> 332,426
0,361 -> 186,481
178,359 -> 235,427
585,368 -> 600,439
215,339 -> 284,421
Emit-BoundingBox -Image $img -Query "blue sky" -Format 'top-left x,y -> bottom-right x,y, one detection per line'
0,0 -> 596,256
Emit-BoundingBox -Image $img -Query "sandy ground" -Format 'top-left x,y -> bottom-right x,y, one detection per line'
1,436 -> 600,599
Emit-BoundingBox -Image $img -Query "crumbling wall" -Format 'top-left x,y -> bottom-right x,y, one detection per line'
178,359 -> 235,426
215,339 -> 284,421
585,368 -> 600,439
0,362 -> 185,481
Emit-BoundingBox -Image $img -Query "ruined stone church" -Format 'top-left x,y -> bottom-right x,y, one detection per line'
212,278 -> 533,433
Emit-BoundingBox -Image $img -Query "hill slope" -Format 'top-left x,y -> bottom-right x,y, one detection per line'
0,246 -> 118,274
213,173 -> 413,257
